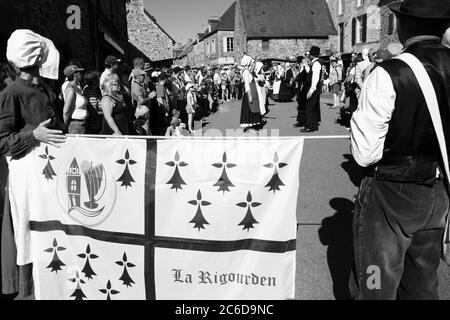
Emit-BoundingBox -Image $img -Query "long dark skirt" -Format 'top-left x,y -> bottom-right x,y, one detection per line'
305,90 -> 320,131
278,81 -> 293,102
240,93 -> 262,128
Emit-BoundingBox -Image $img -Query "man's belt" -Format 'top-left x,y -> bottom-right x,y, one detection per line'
376,154 -> 441,166
366,154 -> 441,178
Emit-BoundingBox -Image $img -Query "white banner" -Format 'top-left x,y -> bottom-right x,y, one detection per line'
8,137 -> 303,300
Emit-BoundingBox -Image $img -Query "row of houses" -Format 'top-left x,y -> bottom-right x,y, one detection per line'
174,0 -> 402,68
174,0 -> 339,67
0,0 -> 176,72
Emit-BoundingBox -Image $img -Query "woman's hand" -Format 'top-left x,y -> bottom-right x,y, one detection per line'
33,119 -> 66,148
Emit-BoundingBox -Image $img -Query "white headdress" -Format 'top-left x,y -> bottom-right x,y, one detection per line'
7,29 -> 60,80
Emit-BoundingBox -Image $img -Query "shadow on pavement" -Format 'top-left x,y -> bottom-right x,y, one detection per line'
318,198 -> 354,300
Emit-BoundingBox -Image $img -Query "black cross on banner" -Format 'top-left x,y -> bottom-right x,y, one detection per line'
29,139 -> 297,300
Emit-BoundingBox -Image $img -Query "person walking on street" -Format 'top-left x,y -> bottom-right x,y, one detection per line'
302,46 -> 323,133
350,0 -> 450,300
329,57 -> 343,109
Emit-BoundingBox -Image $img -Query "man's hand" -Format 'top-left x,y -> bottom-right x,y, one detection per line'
33,119 -> 66,148
149,91 -> 157,99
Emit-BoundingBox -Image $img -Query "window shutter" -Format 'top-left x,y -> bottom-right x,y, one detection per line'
352,18 -> 356,46
362,14 -> 367,43
223,37 -> 228,53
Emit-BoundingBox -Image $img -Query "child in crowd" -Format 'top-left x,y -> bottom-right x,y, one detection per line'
185,83 -> 197,135
165,110 -> 188,137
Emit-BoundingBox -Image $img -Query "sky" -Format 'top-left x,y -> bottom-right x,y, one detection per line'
144,0 -> 235,45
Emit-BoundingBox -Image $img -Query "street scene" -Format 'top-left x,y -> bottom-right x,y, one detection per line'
0,0 -> 450,303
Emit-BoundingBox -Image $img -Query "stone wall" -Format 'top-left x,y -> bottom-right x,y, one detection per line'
234,0 -> 247,62
247,38 -> 336,60
127,0 -> 174,62
379,5 -> 400,49
327,0 -> 401,53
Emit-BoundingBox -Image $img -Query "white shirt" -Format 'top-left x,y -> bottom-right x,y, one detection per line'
309,58 -> 321,93
213,73 -> 222,85
243,69 -> 253,93
350,67 -> 396,167
350,36 -> 445,168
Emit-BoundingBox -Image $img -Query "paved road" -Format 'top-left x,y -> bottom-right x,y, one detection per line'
200,94 -> 450,300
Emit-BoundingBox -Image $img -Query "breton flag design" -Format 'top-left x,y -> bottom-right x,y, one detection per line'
7,137 -> 303,300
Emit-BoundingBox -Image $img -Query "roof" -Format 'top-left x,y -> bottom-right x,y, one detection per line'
218,2 -> 235,31
238,0 -> 337,38
200,2 -> 236,40
175,40 -> 196,59
144,10 -> 176,44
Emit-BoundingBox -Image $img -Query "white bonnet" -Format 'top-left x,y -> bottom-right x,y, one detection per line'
7,29 -> 60,80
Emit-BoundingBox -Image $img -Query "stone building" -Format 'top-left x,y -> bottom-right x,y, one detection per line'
127,0 -> 176,67
326,0 -> 401,54
175,2 -> 236,67
234,0 -> 338,61
0,0 -> 129,72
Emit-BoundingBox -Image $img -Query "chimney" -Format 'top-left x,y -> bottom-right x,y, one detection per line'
207,18 -> 221,33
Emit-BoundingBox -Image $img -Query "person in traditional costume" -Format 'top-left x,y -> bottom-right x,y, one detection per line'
278,63 -> 294,102
272,64 -> 283,101
302,46 -> 323,132
0,29 -> 66,299
239,55 -> 263,132
295,56 -> 310,126
254,61 -> 268,117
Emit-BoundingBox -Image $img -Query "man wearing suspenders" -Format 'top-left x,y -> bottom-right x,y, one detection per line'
350,0 -> 450,299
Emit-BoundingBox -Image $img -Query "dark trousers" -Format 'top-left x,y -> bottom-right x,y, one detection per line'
304,90 -> 320,131
350,176 -> 448,300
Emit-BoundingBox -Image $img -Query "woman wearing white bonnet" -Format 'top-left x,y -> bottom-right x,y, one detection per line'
239,54 -> 263,131
254,61 -> 268,116
0,29 -> 66,299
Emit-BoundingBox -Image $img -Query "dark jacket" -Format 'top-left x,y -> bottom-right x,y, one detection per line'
0,78 -> 63,159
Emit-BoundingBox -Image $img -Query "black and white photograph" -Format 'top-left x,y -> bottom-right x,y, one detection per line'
0,0 -> 449,308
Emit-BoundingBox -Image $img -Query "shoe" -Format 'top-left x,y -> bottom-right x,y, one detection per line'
300,128 -> 313,133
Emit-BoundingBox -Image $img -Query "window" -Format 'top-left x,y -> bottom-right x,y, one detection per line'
338,0 -> 343,15
206,41 -> 210,56
227,38 -> 234,52
211,39 -> 216,55
262,39 -> 270,51
71,180 -> 77,192
223,37 -> 234,53
388,13 -> 397,35
353,14 -> 367,44
339,23 -> 344,53
356,0 -> 364,7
